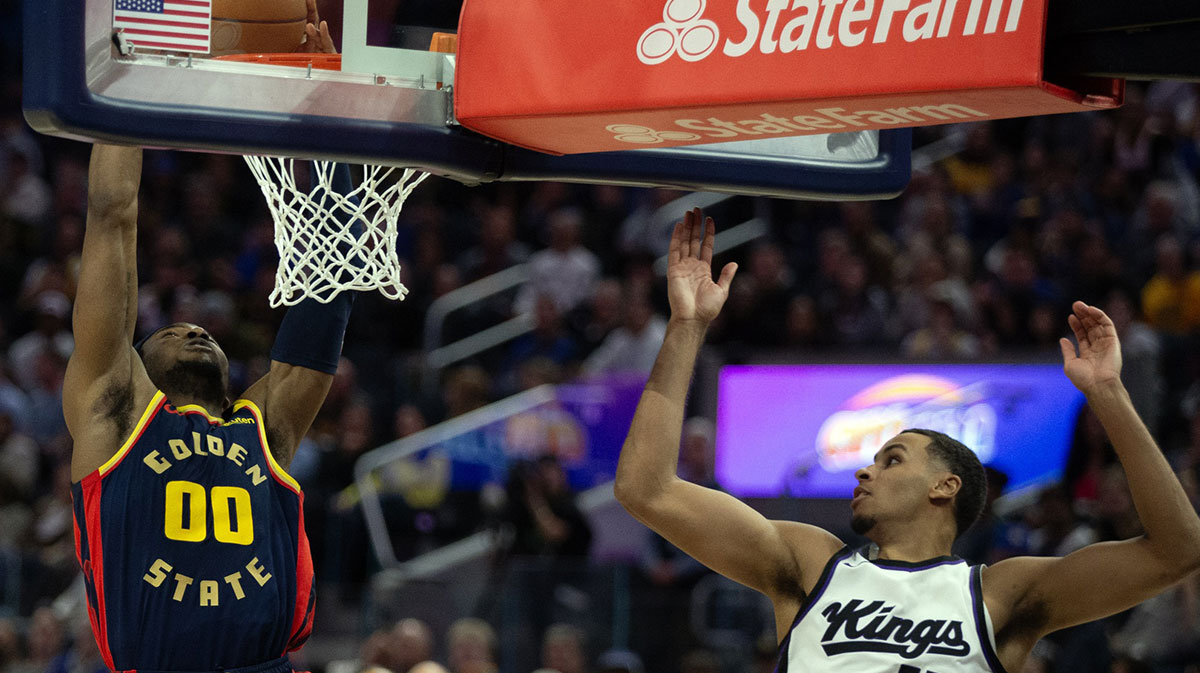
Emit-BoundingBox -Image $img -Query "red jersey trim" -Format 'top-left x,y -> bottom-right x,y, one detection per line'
82,473 -> 117,670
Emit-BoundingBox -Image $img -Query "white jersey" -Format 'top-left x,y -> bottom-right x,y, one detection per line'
777,546 -> 1007,673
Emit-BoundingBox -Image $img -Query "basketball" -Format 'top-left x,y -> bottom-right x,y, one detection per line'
210,0 -> 308,56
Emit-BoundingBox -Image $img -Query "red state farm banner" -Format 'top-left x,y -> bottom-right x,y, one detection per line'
454,0 -> 1123,155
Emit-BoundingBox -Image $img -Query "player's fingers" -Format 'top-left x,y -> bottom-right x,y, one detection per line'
679,209 -> 693,258
683,208 -> 698,258
701,216 -> 716,265
1067,314 -> 1088,350
1059,337 -> 1076,363
717,262 -> 738,291
669,220 -> 684,264
306,0 -> 320,25
319,20 -> 334,53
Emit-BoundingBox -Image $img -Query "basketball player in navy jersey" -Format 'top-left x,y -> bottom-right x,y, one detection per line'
64,143 -> 356,673
616,208 -> 1200,673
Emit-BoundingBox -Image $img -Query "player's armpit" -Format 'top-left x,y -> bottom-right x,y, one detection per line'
240,362 -> 332,469
619,477 -> 843,601
983,537 -> 1199,638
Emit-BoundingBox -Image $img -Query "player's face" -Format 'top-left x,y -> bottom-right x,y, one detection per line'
141,322 -> 230,391
849,432 -> 939,535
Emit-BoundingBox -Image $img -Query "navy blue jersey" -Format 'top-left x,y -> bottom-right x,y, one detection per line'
71,391 -> 315,673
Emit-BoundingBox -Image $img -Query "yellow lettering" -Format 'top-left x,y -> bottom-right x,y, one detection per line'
199,580 -> 219,606
245,464 -> 267,486
193,431 -> 206,456
143,451 -> 172,474
168,438 -> 192,460
143,558 -> 172,587
227,443 -> 247,467
211,486 -> 254,545
171,573 -> 193,601
224,572 -> 246,600
246,557 -> 272,586
164,480 -> 206,542
207,435 -> 225,457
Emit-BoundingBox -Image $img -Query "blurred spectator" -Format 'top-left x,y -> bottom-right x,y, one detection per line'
581,286 -> 665,376
490,457 -> 592,672
678,650 -> 721,673
617,190 -> 685,258
1027,485 -> 1098,557
818,253 -> 891,347
540,624 -> 587,673
45,615 -> 106,673
458,204 -> 530,283
498,296 -> 579,396
497,456 -> 592,560
327,628 -> 394,673
1103,287 -> 1164,436
8,291 -> 73,391
901,293 -> 981,359
25,608 -> 65,673
26,464 -> 78,607
441,366 -> 493,421
515,209 -> 600,316
568,279 -> 623,357
0,406 -> 38,501
594,650 -> 643,673
390,618 -> 436,673
25,347 -> 69,449
1140,234 -> 1200,333
953,467 -> 1028,565
783,294 -> 824,348
1,148 -> 51,227
0,617 -> 28,673
447,618 -> 498,673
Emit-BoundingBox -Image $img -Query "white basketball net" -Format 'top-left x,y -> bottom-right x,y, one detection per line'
243,156 -> 429,307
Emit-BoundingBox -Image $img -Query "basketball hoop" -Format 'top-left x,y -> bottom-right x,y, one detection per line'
224,53 -> 430,307
244,155 -> 428,307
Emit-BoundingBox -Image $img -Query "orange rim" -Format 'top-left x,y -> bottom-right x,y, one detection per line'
213,53 -> 342,71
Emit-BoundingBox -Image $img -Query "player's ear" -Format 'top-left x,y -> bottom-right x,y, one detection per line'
930,473 -> 961,503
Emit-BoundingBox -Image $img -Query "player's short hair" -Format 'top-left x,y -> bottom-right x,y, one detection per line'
902,428 -> 986,539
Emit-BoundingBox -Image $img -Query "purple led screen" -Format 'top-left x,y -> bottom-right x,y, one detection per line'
716,364 -> 1086,499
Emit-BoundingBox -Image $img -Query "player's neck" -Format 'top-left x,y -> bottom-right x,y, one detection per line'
163,390 -> 227,418
870,525 -> 956,563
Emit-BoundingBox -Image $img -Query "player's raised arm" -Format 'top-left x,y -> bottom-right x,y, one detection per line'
984,301 -> 1200,645
614,209 -> 842,622
240,164 -> 358,469
64,144 -> 156,481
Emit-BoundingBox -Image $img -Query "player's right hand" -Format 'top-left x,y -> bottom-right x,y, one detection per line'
667,207 -> 737,325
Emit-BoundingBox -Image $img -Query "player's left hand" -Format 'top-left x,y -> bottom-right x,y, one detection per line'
300,0 -> 336,53
1060,300 -> 1123,395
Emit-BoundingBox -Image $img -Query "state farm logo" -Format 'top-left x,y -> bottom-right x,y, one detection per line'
606,123 -> 700,144
636,0 -> 1029,65
636,0 -> 720,65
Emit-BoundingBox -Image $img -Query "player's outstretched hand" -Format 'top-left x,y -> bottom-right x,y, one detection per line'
667,207 -> 737,325
1059,300 -> 1123,395
301,0 -> 336,53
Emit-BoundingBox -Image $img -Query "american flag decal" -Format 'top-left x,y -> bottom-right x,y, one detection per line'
113,0 -> 212,53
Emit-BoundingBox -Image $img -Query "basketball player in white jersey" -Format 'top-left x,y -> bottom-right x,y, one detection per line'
615,208 -> 1200,673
